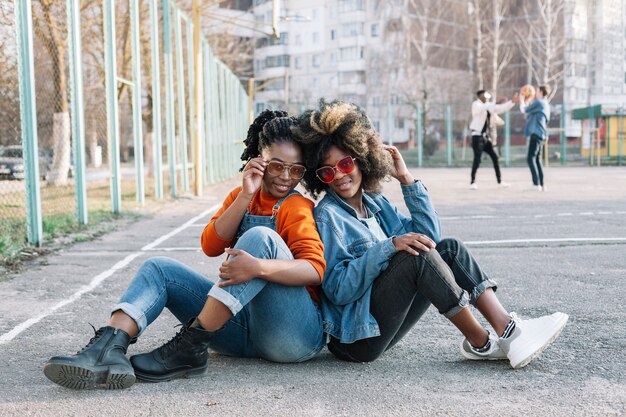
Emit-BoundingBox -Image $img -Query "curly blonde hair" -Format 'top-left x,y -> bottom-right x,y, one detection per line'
292,99 -> 392,199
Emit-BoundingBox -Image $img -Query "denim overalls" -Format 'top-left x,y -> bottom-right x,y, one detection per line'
114,190 -> 324,363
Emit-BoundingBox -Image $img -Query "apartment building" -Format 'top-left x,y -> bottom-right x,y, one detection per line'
251,0 -> 625,144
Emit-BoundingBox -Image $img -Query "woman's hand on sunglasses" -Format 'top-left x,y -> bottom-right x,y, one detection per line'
241,157 -> 267,198
391,233 -> 436,256
384,145 -> 414,185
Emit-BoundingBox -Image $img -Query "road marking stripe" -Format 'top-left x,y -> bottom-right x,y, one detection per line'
466,237 -> 626,245
442,211 -> 619,221
0,204 -> 221,345
141,204 -> 221,251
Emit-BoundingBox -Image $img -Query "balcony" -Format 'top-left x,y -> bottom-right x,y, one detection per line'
338,59 -> 366,72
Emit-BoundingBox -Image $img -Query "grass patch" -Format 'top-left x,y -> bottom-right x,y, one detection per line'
0,209 -> 143,281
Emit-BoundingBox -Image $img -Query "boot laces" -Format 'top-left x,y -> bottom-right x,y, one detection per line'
157,324 -> 188,357
76,324 -> 104,354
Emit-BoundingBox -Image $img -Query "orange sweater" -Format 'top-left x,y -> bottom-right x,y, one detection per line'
201,187 -> 325,303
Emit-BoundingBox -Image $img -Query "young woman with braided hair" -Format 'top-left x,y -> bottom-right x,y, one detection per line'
44,110 -> 326,390
293,99 -> 568,368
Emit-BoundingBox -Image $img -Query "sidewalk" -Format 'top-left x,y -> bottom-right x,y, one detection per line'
0,166 -> 624,416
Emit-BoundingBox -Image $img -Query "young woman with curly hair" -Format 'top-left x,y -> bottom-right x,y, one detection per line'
294,99 -> 567,368
44,110 -> 325,390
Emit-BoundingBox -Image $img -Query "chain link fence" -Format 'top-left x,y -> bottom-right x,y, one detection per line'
1,0 -> 248,266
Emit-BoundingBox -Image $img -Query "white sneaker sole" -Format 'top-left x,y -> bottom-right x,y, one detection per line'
509,313 -> 568,369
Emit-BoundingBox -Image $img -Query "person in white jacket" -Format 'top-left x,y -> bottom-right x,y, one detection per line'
469,90 -> 519,189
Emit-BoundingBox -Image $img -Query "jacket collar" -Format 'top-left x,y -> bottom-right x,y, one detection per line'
326,188 -> 382,219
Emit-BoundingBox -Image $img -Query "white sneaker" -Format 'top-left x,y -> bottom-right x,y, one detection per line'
469,183 -> 478,190
535,185 -> 543,191
460,331 -> 508,361
498,312 -> 568,369
499,182 -> 511,188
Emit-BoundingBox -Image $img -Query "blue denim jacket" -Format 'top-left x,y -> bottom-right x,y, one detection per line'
523,98 -> 551,139
314,180 -> 441,343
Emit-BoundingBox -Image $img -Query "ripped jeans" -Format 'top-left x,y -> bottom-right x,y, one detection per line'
328,237 -> 497,362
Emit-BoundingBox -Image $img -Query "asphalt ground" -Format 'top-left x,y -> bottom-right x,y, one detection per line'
0,166 -> 625,416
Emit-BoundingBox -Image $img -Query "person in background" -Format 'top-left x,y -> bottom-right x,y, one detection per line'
520,85 -> 551,191
468,90 -> 519,190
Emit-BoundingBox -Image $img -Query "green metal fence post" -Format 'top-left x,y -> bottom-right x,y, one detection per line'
130,0 -> 145,205
560,103 -> 567,165
416,103 -> 423,168
150,0 -> 163,199
103,0 -> 122,213
202,43 -> 214,184
174,8 -> 188,192
504,111 -> 510,167
186,17 -> 195,183
15,0 -> 43,245
446,104 -> 452,166
67,0 -> 88,223
387,101 -> 393,146
163,0 -> 177,197
218,64 -> 227,181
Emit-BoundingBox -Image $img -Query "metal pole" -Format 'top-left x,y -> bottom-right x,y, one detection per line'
416,103 -> 423,168
248,78 -> 255,124
504,111 -> 510,167
174,8 -> 188,192
130,0 -> 145,205
191,1 -> 203,196
67,0 -> 88,223
560,103 -> 567,165
446,104 -> 452,166
617,115 -> 624,166
15,0 -> 42,245
202,42 -> 214,184
149,0 -> 163,199
387,101 -> 393,146
163,0 -> 177,197
103,0 -> 122,213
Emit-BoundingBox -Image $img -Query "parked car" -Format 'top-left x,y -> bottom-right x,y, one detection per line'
0,145 -> 69,181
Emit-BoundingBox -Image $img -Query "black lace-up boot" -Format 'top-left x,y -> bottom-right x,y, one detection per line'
130,318 -> 215,382
43,326 -> 135,390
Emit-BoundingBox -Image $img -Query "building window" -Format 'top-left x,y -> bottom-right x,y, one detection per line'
395,118 -> 404,129
295,57 -> 302,69
340,46 -> 363,61
312,55 -> 321,68
331,29 -> 336,40
371,23 -> 379,37
295,34 -> 302,46
313,32 -> 320,43
265,54 -> 290,68
341,22 -> 364,37
338,0 -> 365,12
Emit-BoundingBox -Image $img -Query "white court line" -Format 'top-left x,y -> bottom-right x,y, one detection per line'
0,253 -> 142,344
465,237 -> 626,245
442,211 -> 618,221
141,204 -> 221,251
0,203 -> 221,345
144,247 -> 202,252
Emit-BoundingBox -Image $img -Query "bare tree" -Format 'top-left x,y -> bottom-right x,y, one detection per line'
375,0 -> 471,149
513,0 -> 567,100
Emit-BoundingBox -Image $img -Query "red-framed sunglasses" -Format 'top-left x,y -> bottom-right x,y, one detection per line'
266,160 -> 307,180
315,156 -> 356,184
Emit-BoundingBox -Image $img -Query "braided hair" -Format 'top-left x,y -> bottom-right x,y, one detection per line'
292,99 -> 392,199
239,109 -> 298,171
